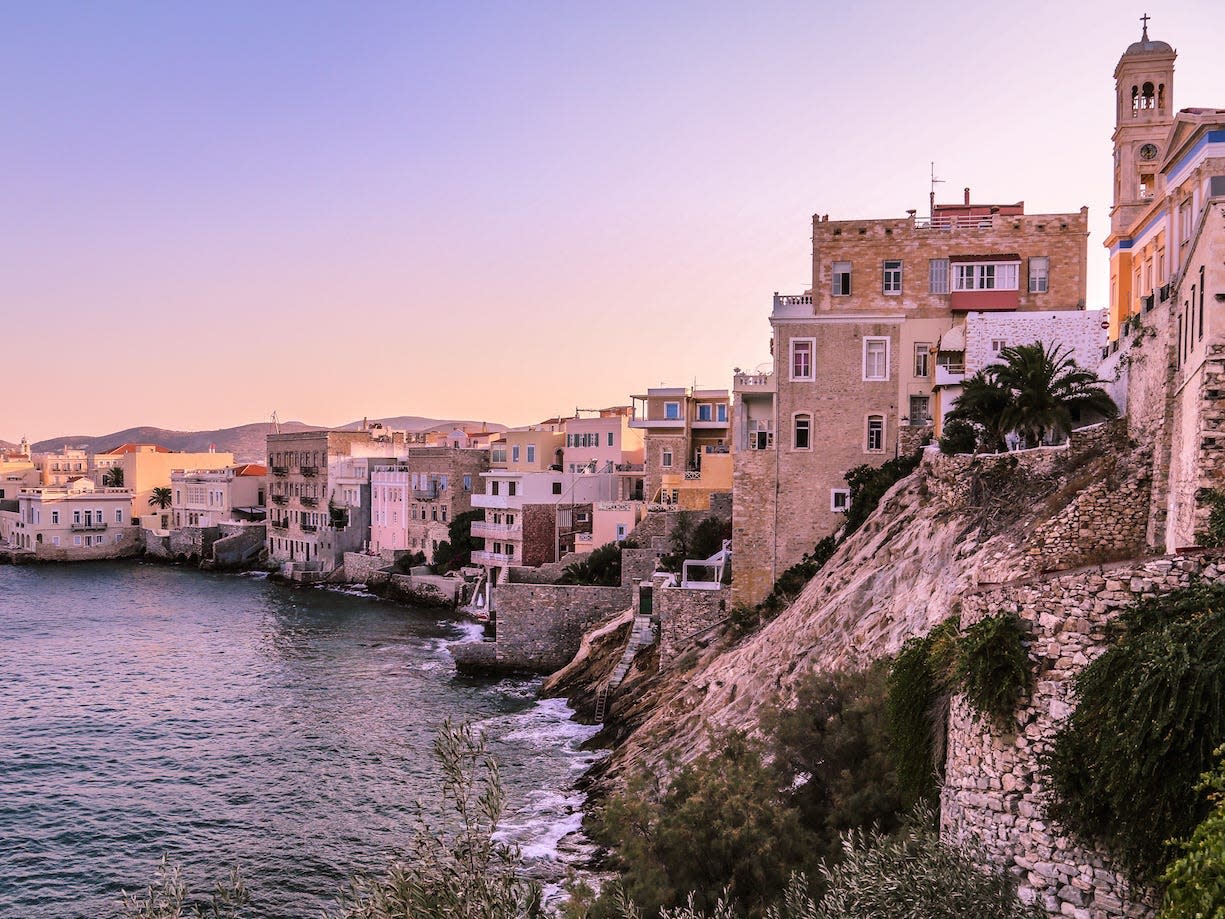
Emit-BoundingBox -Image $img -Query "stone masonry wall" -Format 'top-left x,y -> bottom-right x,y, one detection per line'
343,551 -> 392,585
211,524 -> 265,568
491,583 -> 632,672
942,552 -> 1225,919
657,586 -> 731,666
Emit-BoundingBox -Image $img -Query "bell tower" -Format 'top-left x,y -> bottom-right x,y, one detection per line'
1111,15 -> 1176,237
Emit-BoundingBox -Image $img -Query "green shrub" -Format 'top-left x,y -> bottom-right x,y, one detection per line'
815,807 -> 1044,919
1198,488 -> 1225,548
1044,584 -> 1225,879
121,859 -> 248,919
886,620 -> 958,810
1161,747 -> 1225,919
842,452 -> 922,537
764,664 -> 902,865
592,735 -> 816,918
557,542 -> 625,586
954,612 -> 1032,725
938,418 -> 979,455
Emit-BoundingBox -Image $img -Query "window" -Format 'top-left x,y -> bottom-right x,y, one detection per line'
863,337 -> 889,381
866,415 -> 885,452
491,481 -> 499,495
1180,200 -> 1193,245
831,489 -> 850,512
512,445 -> 520,463
616,524 -> 628,541
664,401 -> 681,420
697,403 -> 713,422
929,258 -> 949,294
526,445 -> 536,464
790,338 -> 814,380
991,338 -> 1007,354
832,261 -> 852,296
551,482 -> 562,495
662,449 -> 673,468
463,474 -> 472,491
954,262 -> 1020,291
51,511 -> 59,525
908,395 -> 930,425
793,414 -> 811,450
883,260 -> 902,294
607,432 -> 614,447
73,510 -> 81,525
1029,256 -> 1049,293
749,420 -> 773,451
913,343 -> 930,378
508,482 -> 517,497
1201,267 -> 1206,342
115,509 -> 123,523
716,403 -> 727,423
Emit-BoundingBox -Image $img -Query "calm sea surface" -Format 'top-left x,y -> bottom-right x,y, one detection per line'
0,562 -> 600,918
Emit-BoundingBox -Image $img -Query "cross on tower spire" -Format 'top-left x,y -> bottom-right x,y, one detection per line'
1140,13 -> 1150,40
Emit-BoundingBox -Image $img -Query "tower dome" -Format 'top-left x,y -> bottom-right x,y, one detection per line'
1122,16 -> 1173,59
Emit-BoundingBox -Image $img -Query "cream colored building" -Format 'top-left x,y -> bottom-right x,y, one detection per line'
39,446 -> 92,486
1,440 -> 40,501
629,386 -> 731,507
171,464 -> 267,529
0,478 -> 138,560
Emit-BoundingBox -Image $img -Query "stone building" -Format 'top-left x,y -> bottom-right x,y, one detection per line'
1099,22 -> 1225,552
265,427 -> 405,577
368,445 -> 489,561
629,386 -> 731,507
732,194 -> 1091,606
170,463 -> 267,529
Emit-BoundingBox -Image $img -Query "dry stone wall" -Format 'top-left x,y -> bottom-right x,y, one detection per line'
657,586 -> 731,665
483,583 -> 632,673
943,552 -> 1225,919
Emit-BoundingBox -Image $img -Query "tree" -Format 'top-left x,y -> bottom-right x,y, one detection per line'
557,542 -> 624,586
148,487 -> 173,510
434,509 -> 484,572
990,342 -> 1117,448
944,372 -> 1012,453
104,467 -> 125,487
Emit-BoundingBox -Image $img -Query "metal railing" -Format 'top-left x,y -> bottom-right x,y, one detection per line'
300,466 -> 319,477
71,521 -> 108,532
271,467 -> 288,477
301,496 -> 318,507
301,523 -> 318,533
914,214 -> 999,230
270,495 -> 287,505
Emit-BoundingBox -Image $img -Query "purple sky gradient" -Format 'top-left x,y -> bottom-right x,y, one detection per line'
3,1 -> 1222,441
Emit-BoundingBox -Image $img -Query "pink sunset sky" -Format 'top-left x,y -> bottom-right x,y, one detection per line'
3,1 -> 1223,442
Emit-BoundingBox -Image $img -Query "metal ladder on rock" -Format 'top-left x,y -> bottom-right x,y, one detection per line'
594,612 -> 657,722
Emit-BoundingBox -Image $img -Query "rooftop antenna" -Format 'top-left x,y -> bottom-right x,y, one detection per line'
270,410 -> 281,435
929,162 -> 946,220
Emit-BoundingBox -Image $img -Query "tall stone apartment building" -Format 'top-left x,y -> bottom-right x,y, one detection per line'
629,386 -> 731,506
369,445 -> 489,561
1098,23 -> 1225,551
265,428 -> 405,575
732,193 -> 1090,605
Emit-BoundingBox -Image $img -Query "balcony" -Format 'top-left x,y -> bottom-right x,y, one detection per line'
472,492 -> 522,511
270,494 -> 287,505
300,466 -> 319,477
734,371 -> 775,393
270,520 -> 287,530
301,496 -> 318,507
471,520 -> 521,539
1142,294 -> 1155,312
413,487 -> 441,501
935,364 -> 966,387
471,549 -> 516,566
271,467 -> 288,477
914,214 -> 1000,230
71,521 -> 108,532
771,292 -> 814,318
629,416 -> 685,430
301,523 -> 318,533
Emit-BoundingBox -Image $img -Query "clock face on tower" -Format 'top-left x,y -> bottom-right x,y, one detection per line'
1140,143 -> 1159,161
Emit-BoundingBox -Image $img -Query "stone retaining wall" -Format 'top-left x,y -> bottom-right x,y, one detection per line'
212,524 -> 265,568
473,583 -> 632,672
942,551 -> 1225,919
343,551 -> 393,586
657,586 -> 731,665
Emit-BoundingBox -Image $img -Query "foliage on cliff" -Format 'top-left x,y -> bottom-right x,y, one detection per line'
1160,747 -> 1225,919
886,621 -> 958,809
432,509 -> 485,572
1044,584 -> 1225,879
954,612 -> 1032,725
558,542 -> 628,586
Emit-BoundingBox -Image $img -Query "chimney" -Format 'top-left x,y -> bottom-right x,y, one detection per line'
964,187 -> 971,206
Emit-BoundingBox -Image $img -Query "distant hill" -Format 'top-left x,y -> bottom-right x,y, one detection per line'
23,417 -> 508,463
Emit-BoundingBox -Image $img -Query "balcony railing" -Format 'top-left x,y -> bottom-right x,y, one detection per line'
914,214 -> 999,230
773,293 -> 812,309
301,496 -> 318,507
301,523 -> 318,533
300,466 -> 318,477
71,521 -> 108,532
271,467 -> 288,477
270,494 -> 287,505
413,488 -> 441,501
471,550 -> 516,565
906,416 -> 935,428
684,470 -> 702,480
270,520 -> 287,530
471,521 -> 519,538
734,371 -> 775,392
1142,294 -> 1155,312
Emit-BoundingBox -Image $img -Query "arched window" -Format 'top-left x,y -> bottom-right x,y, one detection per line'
1141,81 -> 1155,110
1131,85 -> 1140,116
1158,83 -> 1166,112
793,414 -> 812,451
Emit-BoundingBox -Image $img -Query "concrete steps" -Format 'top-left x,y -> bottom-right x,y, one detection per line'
596,612 -> 658,722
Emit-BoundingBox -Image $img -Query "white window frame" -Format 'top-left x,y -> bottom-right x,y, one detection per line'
661,449 -> 673,468
831,261 -> 852,296
991,338 -> 1007,354
866,415 -> 886,453
929,258 -> 949,294
716,403 -> 727,423
883,259 -> 902,294
664,401 -> 681,420
863,337 -> 890,381
1029,256 -> 1049,293
954,262 -> 1020,291
913,343 -> 930,378
831,488 -> 850,512
790,337 -> 815,381
526,444 -> 536,464
512,445 -> 521,463
792,413 -> 812,451
697,403 -> 714,422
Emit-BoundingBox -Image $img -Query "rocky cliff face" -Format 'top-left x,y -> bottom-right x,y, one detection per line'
592,422 -> 1148,783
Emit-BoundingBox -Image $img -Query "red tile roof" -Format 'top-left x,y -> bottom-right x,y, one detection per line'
99,443 -> 170,455
234,463 -> 267,477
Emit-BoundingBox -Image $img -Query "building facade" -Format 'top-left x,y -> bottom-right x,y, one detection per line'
732,196 -> 1091,606
0,478 -> 138,559
171,464 -> 267,529
629,386 -> 731,507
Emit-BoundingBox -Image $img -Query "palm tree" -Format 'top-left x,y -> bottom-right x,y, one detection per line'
103,467 -> 124,487
149,486 -> 173,510
945,371 -> 1012,452
989,342 -> 1118,448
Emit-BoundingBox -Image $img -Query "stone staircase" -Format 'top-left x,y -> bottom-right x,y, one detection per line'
595,612 -> 658,722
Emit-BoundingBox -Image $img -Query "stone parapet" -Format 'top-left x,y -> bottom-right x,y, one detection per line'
657,586 -> 731,665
